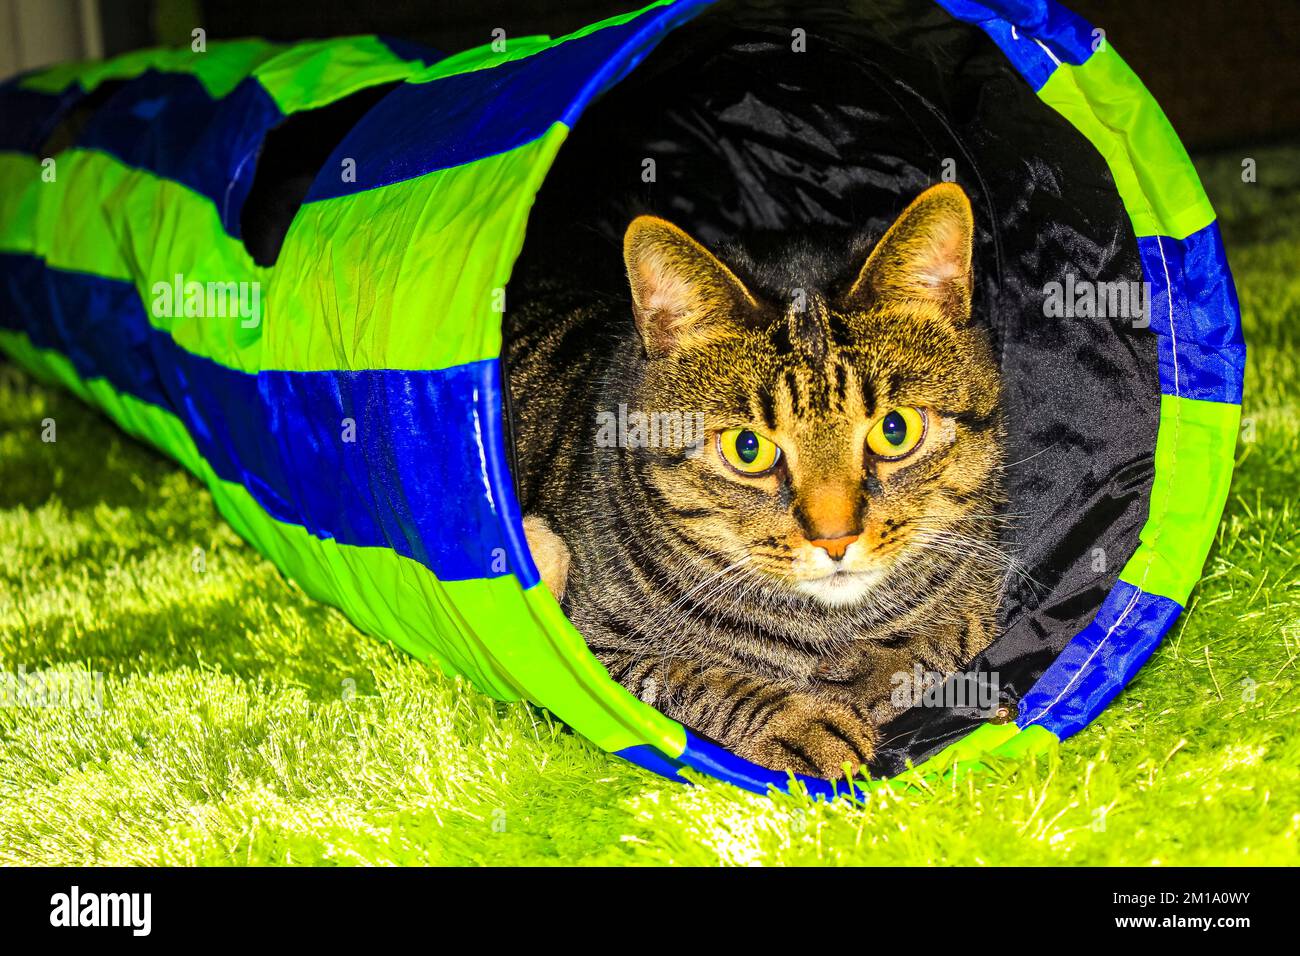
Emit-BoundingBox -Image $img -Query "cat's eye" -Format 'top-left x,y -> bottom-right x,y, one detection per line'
718,428 -> 781,475
866,407 -> 926,460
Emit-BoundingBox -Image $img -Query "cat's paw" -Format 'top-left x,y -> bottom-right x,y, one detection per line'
743,694 -> 877,781
523,515 -> 570,601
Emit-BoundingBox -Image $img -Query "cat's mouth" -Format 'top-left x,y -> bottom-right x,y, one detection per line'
792,567 -> 885,608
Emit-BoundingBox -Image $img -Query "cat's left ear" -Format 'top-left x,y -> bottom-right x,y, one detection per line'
844,182 -> 974,318
624,216 -> 758,357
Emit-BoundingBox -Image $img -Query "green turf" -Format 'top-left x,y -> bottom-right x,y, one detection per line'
1,147 -> 1297,867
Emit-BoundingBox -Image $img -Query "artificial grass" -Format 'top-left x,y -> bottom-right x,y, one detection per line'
1,147 -> 1297,867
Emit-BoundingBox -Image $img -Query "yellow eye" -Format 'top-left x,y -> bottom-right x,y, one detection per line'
718,428 -> 781,475
866,407 -> 926,459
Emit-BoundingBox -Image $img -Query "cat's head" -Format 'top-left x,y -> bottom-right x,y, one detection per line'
622,183 -> 1003,611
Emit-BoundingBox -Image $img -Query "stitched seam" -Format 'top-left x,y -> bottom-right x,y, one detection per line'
1021,57 -> 1184,728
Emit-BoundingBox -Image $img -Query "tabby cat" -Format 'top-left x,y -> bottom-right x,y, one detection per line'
505,183 -> 1004,779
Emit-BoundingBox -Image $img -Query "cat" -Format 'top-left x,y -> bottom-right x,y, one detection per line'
504,183 -> 1005,780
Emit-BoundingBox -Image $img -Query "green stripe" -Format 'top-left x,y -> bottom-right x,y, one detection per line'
872,723 -> 1058,791
851,724 -> 1058,795
0,326 -> 686,757
251,36 -> 432,114
265,123 -> 568,373
521,587 -> 688,758
1120,394 -> 1240,605
19,36 -> 425,117
1038,47 -> 1214,241
0,149 -> 266,372
917,721 -> 1023,769
988,724 -> 1058,760
0,153 -> 39,255
0,130 -> 581,378
20,39 -> 282,99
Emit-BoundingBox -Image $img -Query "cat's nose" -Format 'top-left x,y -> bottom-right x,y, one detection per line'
809,534 -> 860,561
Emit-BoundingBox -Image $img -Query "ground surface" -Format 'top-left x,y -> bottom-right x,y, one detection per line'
0,149 -> 1296,866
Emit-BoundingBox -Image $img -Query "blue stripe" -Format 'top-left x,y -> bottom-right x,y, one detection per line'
614,744 -> 691,782
304,0 -> 714,202
934,0 -> 1097,91
1,252 -> 171,403
72,70 -> 283,238
377,35 -> 443,68
1017,581 -> 1183,739
675,730 -> 856,800
0,72 -> 283,239
0,252 -> 539,587
0,81 -> 85,153
1138,223 -> 1246,404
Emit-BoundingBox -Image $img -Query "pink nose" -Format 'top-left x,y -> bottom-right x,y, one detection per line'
809,534 -> 860,560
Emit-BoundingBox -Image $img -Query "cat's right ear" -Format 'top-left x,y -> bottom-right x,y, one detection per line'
843,182 -> 974,319
624,216 -> 757,357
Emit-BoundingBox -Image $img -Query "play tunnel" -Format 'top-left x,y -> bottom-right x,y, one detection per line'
0,0 -> 1243,797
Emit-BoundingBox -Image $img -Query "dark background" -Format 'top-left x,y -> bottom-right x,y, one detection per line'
90,0 -> 1300,150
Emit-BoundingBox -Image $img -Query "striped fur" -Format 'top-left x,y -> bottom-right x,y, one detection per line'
506,184 -> 1004,778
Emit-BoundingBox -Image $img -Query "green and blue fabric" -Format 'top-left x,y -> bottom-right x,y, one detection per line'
0,0 -> 1242,798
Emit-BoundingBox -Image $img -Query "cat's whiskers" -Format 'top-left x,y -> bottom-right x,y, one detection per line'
618,547 -> 757,668
671,560 -> 759,630
997,441 -> 1061,471
641,559 -> 762,697
908,526 -> 1046,603
661,557 -> 753,620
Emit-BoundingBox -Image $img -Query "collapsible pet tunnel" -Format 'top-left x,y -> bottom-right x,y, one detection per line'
0,0 -> 1243,797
